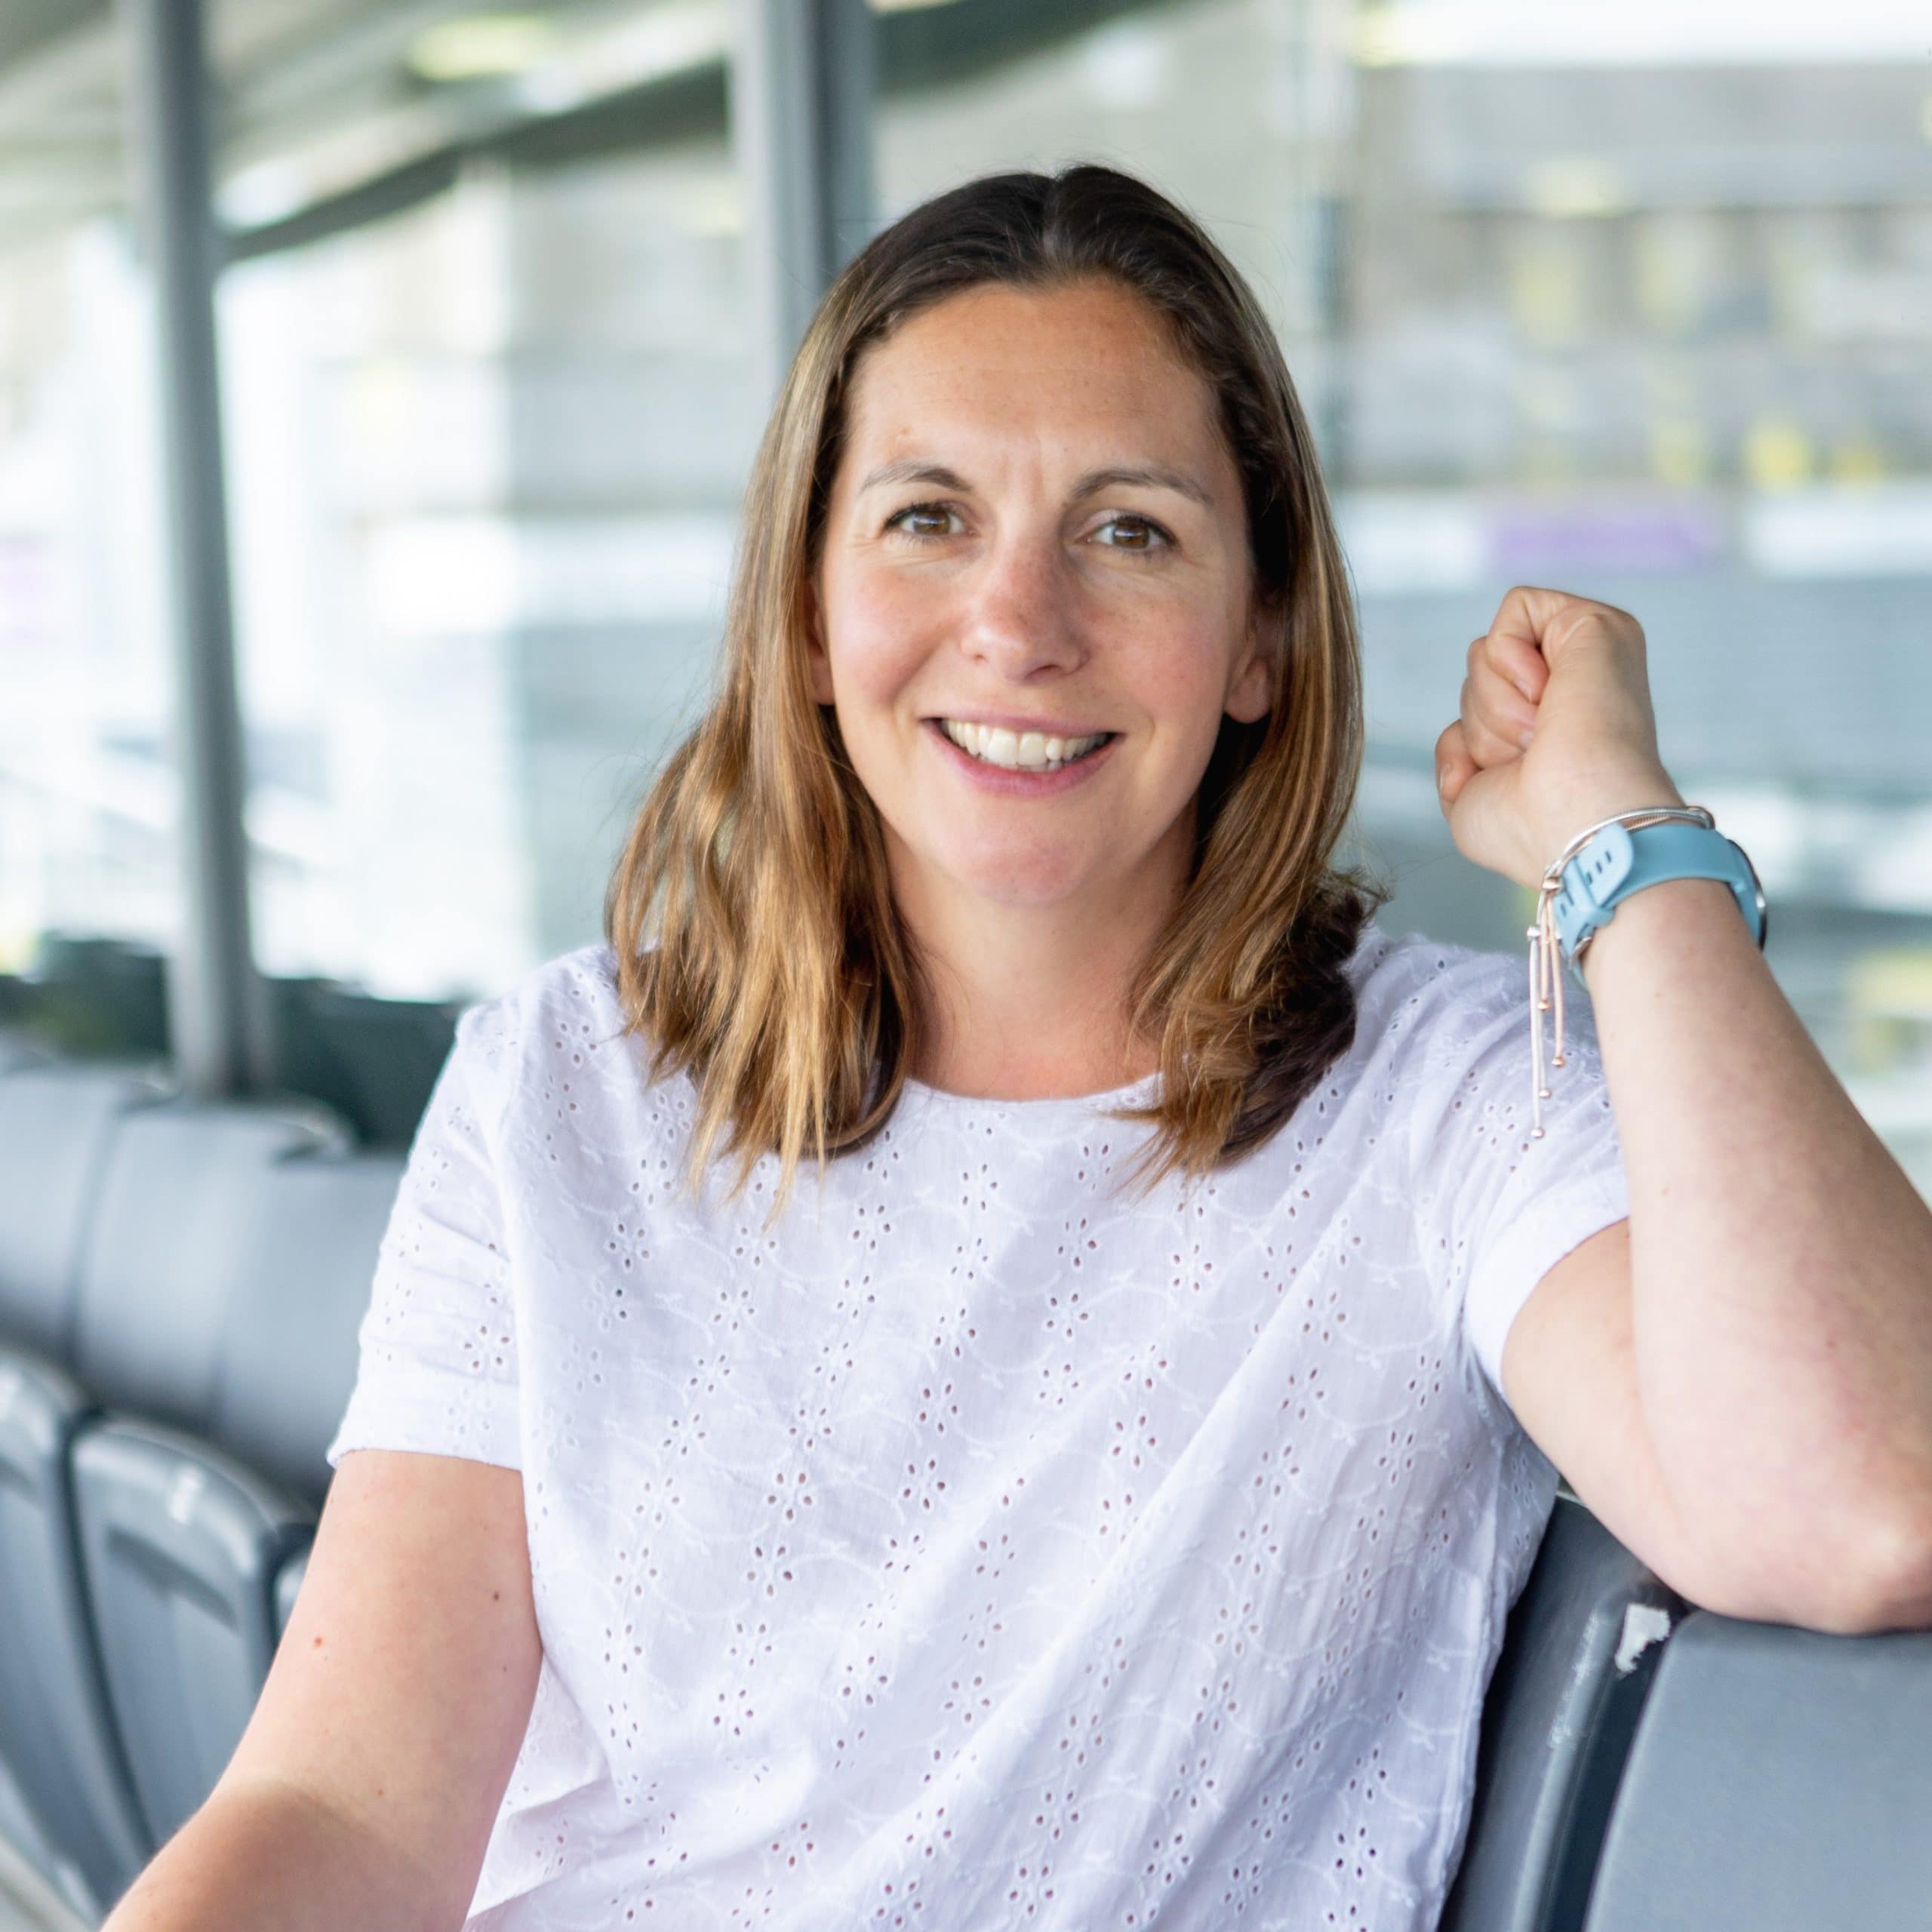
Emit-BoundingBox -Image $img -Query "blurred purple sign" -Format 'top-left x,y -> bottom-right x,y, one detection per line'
0,534 -> 55,652
1486,497 -> 1724,577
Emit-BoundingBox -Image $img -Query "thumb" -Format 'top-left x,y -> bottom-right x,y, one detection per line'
1435,721 -> 1477,810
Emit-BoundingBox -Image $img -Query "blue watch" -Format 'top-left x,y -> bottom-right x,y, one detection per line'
1549,809 -> 1768,987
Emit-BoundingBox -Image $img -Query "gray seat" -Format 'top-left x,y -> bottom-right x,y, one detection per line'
268,975 -> 461,1149
205,1141 -> 410,1517
67,1423 -> 319,1877
0,1063 -> 174,1920
1580,1607 -> 1932,1930
1438,1491 -> 1689,1932
65,1137 -> 410,1887
71,1127 -> 404,1881
23,935 -> 169,1063
66,1112 -> 399,1878
0,1092 -> 342,1921
0,1032 -> 51,1072
0,1060 -> 173,1361
275,1545 -> 311,1640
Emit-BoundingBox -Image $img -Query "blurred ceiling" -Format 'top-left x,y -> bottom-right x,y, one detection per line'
0,0 -> 724,249
0,0 -> 1191,257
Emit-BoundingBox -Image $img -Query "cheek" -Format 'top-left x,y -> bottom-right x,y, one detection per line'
1121,623 -> 1233,737
820,571 -> 931,707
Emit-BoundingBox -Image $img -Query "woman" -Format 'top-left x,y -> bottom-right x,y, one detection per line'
294,164 -> 1932,1932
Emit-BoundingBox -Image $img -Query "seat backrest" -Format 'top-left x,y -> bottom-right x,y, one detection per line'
0,1062 -> 173,1360
69,1098 -> 347,1429
1438,1492 -> 1687,1932
24,936 -> 170,1061
1580,1608 -> 1932,1930
269,977 -> 460,1149
0,1032 -> 51,1071
210,1143 -> 410,1509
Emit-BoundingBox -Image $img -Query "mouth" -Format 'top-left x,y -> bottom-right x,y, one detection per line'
922,717 -> 1121,794
924,716 -> 1118,773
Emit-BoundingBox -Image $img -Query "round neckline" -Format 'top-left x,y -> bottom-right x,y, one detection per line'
900,1067 -> 1163,1111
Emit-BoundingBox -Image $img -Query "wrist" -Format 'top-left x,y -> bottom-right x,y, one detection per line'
1543,807 -> 1767,998
1576,872 -> 1739,992
1531,773 -> 1688,881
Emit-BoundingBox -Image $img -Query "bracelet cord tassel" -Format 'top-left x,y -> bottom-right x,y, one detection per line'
1527,804 -> 1721,1140
1527,897 -> 1565,1140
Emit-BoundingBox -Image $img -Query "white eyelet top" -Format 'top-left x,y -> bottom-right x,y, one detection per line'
325,918 -> 1630,1930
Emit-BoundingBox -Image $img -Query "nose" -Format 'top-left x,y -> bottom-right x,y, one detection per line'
959,525 -> 1087,681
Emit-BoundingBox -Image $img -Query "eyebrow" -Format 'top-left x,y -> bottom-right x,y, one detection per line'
857,457 -> 1215,509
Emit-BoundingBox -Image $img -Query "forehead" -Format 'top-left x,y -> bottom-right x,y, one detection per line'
839,280 -> 1229,473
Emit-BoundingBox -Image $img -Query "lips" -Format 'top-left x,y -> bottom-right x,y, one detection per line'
923,716 -> 1121,795
922,715 -> 1114,739
933,718 -> 1112,767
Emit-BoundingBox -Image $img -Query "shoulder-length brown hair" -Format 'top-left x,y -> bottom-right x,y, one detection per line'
604,162 -> 1392,1229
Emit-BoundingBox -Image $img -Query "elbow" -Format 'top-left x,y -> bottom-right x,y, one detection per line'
1814,1500 -> 1932,1635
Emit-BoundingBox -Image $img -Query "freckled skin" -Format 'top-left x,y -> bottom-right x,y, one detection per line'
805,278 -> 1274,1097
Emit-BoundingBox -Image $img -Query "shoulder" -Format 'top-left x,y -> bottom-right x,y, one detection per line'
1344,921 -> 1566,1151
1343,917 -> 1525,1050
448,940 -> 631,1120
502,939 -> 627,1038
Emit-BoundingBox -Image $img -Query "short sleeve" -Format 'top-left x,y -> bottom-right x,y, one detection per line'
1405,940 -> 1631,1417
325,995 -> 524,1473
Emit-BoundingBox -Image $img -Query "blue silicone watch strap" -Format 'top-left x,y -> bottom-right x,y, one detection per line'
1551,820 -> 1767,984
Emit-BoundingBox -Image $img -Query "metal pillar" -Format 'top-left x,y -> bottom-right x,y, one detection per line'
731,0 -> 878,417
118,0 -> 269,1099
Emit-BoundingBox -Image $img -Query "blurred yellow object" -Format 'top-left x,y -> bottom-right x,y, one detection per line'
1509,242 -> 1585,348
1650,418 -> 1709,488
1524,156 -> 1629,220
1743,417 -> 1813,489
407,14 -> 557,82
1844,947 -> 1932,1074
1829,435 -> 1888,483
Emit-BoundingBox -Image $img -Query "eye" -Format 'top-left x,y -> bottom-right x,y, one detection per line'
1094,512 -> 1173,555
880,501 -> 1175,556
881,500 -> 960,541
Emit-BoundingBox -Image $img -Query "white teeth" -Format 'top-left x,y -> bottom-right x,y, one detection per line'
940,719 -> 1108,771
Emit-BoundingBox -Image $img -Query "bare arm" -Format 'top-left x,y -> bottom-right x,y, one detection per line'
99,1447 -> 543,1932
99,1775 -> 450,1932
1438,586 -> 1932,1630
1575,867 -> 1932,1623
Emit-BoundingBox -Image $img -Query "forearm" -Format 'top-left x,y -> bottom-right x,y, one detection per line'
100,1779 -> 451,1932
1577,866 -> 1932,1604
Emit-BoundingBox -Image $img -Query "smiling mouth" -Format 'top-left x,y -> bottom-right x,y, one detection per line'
925,718 -> 1118,773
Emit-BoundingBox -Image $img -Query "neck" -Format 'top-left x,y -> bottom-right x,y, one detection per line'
893,855 -> 1181,1104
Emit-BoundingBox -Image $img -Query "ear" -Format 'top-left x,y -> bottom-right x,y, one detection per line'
804,574 -> 835,706
1225,602 -> 1280,725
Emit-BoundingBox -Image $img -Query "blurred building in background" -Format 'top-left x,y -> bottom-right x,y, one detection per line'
1,0 -> 1929,1187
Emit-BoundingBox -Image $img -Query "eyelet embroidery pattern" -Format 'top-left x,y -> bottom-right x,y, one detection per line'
326,921 -> 1629,1930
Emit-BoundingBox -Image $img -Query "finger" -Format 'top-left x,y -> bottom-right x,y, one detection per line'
1460,669 -> 1531,763
1469,624 -> 1549,704
1469,652 -> 1539,747
1489,583 -> 1574,659
1435,719 -> 1475,805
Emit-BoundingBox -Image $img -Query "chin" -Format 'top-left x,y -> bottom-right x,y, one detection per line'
946,861 -> 1100,906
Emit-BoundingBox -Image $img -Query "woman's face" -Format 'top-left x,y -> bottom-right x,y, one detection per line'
808,276 -> 1273,934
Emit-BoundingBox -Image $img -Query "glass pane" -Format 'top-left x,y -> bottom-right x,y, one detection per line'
0,60 -> 173,970
874,0 -> 1932,1198
214,0 -> 750,1003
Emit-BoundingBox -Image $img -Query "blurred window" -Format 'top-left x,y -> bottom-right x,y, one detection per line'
2,0 -> 1927,1192
0,143 -> 174,965
874,0 -> 1932,1198
217,0 -> 750,1002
